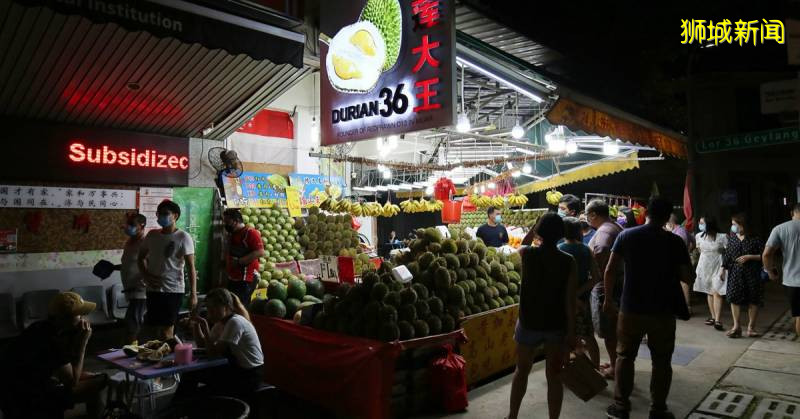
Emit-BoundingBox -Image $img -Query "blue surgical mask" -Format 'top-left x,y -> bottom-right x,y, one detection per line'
494,215 -> 502,223
125,225 -> 138,237
698,223 -> 706,232
557,209 -> 567,218
730,224 -> 739,234
157,215 -> 173,228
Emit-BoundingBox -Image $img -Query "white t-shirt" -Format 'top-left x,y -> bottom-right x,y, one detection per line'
766,219 -> 800,287
210,314 -> 264,369
141,229 -> 195,293
121,238 -> 146,300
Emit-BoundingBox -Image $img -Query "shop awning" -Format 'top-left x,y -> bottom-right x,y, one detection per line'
0,0 -> 311,139
516,151 -> 640,194
546,93 -> 688,159
12,0 -> 305,67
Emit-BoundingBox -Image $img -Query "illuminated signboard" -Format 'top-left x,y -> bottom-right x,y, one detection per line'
1,119 -> 189,186
320,0 -> 455,146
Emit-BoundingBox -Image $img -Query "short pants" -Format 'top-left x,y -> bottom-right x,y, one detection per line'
514,320 -> 564,347
788,286 -> 800,317
124,298 -> 147,337
591,283 -> 618,340
144,292 -> 184,327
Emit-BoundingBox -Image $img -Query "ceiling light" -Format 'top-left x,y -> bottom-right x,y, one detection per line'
566,141 -> 578,154
511,170 -> 521,178
383,169 -> 392,179
602,140 -> 620,155
387,184 -> 400,191
511,122 -> 525,139
515,147 -> 538,156
488,182 -> 496,189
455,56 -> 545,103
456,113 -> 471,132
522,163 -> 532,174
548,138 -> 566,152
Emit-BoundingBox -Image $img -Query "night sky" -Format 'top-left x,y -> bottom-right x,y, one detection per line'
461,0 -> 793,133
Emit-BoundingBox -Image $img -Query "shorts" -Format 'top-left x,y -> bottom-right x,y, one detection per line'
788,286 -> 800,317
591,283 -> 618,340
144,292 -> 184,327
125,299 -> 147,336
514,320 -> 564,347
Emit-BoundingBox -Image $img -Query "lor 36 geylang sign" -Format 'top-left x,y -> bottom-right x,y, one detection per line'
1,120 -> 190,186
320,0 -> 456,146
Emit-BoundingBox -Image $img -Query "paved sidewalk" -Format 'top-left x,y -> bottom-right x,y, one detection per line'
435,282 -> 792,419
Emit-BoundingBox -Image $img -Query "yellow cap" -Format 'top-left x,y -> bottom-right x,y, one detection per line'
48,292 -> 96,317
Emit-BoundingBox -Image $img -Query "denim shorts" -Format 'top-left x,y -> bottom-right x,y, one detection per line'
514,320 -> 564,347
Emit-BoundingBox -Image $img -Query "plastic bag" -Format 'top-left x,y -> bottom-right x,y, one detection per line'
429,344 -> 468,413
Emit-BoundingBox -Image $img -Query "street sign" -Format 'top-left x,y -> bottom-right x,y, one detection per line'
696,127 -> 800,154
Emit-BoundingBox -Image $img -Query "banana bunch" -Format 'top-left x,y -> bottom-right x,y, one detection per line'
349,202 -> 364,217
508,193 -> 528,207
432,200 -> 444,211
491,196 -> 505,208
380,201 -> 401,217
469,194 -> 493,208
310,189 -> 329,204
362,202 -> 383,217
609,205 -> 619,218
545,190 -> 563,206
326,184 -> 342,199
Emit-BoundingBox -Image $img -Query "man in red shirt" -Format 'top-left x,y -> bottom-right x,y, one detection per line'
223,208 -> 265,306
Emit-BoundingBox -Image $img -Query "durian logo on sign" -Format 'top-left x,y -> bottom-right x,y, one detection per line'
320,0 -> 455,145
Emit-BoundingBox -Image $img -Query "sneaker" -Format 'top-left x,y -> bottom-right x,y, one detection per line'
606,405 -> 630,419
649,409 -> 675,419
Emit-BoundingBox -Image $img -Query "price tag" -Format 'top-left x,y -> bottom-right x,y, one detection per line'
320,255 -> 339,283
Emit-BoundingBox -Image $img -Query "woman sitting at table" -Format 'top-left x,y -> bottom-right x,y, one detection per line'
175,288 -> 263,399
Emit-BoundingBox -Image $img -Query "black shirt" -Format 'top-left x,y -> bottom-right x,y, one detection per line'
612,224 -> 692,315
0,320 -> 74,394
476,223 -> 509,247
519,245 -> 574,331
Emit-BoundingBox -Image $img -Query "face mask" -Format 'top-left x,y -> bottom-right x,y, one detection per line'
698,223 -> 706,232
494,215 -> 502,223
557,209 -> 567,218
157,215 -> 173,228
125,225 -> 138,237
730,225 -> 739,234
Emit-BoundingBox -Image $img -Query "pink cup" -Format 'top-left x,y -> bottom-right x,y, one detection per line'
174,343 -> 193,365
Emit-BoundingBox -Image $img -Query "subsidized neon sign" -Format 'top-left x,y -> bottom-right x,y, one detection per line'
68,142 -> 189,170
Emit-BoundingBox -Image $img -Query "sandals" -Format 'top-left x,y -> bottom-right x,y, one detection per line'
746,329 -> 762,338
704,318 -> 715,326
714,321 -> 724,331
726,328 -> 742,338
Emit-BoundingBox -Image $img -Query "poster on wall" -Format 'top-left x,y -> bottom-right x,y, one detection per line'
221,172 -> 288,208
139,187 -> 174,232
0,229 -> 17,253
319,0 -> 456,145
289,174 -> 347,208
0,185 -> 136,209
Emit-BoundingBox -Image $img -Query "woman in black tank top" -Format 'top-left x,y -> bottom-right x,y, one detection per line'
508,213 -> 577,419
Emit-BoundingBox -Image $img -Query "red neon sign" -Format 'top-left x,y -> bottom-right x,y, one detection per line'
68,142 -> 189,170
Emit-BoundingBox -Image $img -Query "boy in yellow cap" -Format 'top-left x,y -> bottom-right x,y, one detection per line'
0,292 -> 108,419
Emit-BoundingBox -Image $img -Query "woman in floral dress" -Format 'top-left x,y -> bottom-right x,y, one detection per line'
693,216 -> 728,331
722,213 -> 765,338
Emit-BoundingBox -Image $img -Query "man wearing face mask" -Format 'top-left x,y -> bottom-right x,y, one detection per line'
558,194 -> 582,218
115,213 -> 147,344
138,200 -> 197,340
223,208 -> 265,306
476,206 -> 509,247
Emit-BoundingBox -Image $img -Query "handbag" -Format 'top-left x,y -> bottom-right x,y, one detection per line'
561,353 -> 608,402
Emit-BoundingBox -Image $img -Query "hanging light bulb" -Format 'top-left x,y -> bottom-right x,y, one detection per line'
511,170 -> 521,178
511,122 -> 525,139
548,137 -> 566,152
456,113 -> 471,132
383,169 -> 392,179
566,140 -> 578,154
522,163 -> 532,174
602,139 -> 620,155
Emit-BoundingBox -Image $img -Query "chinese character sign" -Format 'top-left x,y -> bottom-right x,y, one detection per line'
681,19 -> 784,45
288,174 -> 347,208
221,172 -> 288,208
0,185 -> 135,209
320,0 -> 455,145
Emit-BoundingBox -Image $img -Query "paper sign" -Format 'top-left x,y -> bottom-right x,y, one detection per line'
286,187 -> 302,217
0,229 -> 17,253
0,185 -> 135,209
139,187 -> 173,232
320,255 -> 339,283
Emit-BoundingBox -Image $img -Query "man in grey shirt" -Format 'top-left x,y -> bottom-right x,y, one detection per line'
763,203 -> 800,338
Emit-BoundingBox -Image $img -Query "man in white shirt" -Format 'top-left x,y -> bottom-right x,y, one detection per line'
138,200 -> 197,340
763,203 -> 800,337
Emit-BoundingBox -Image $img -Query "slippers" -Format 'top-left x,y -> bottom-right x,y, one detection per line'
714,321 -> 724,331
746,330 -> 762,338
726,328 -> 742,338
704,318 -> 715,325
